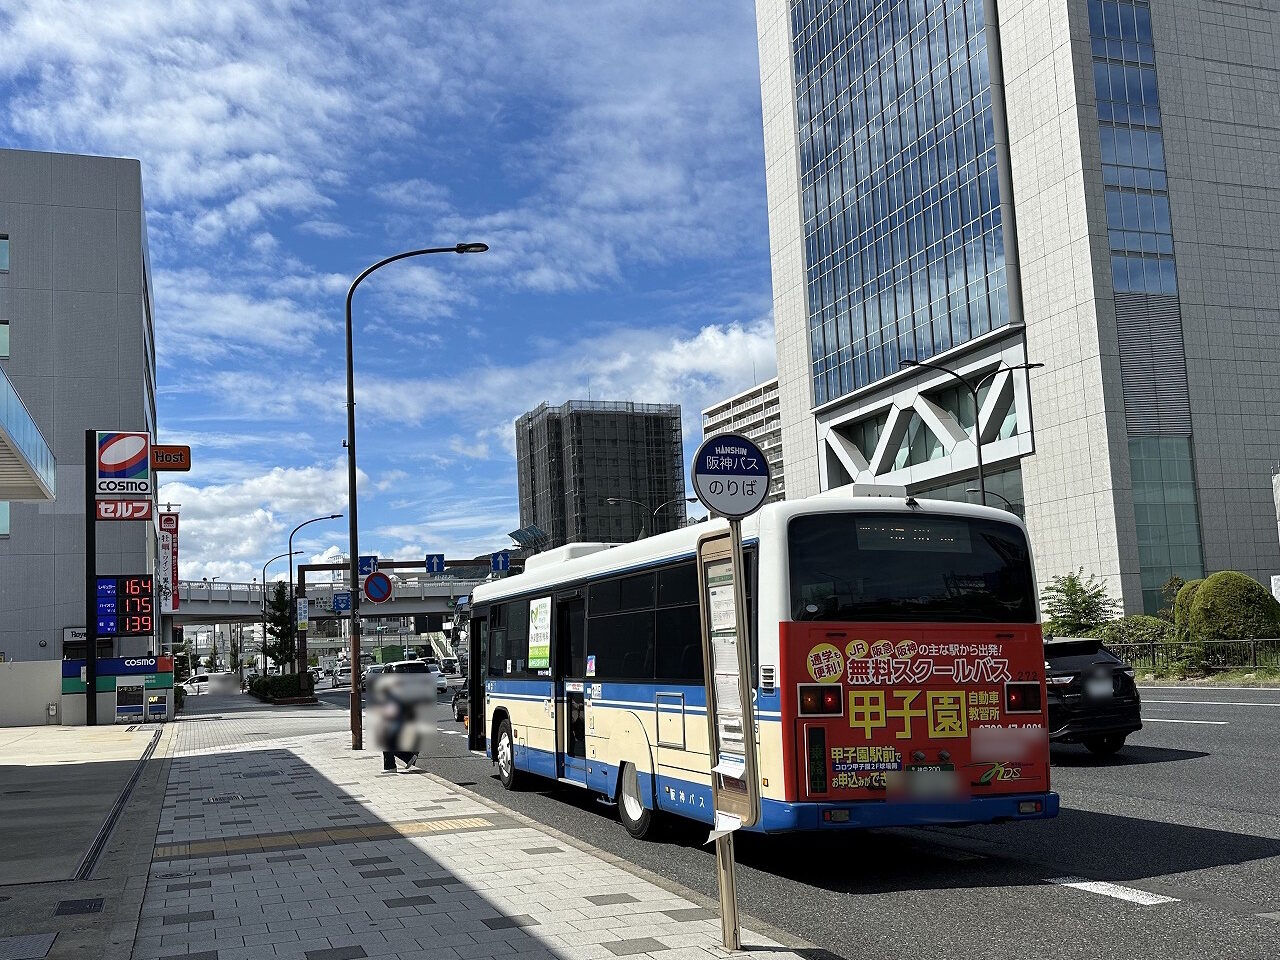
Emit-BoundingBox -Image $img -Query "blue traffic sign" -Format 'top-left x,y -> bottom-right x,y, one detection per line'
491,551 -> 510,573
364,571 -> 393,604
332,591 -> 351,612
358,555 -> 379,576
425,553 -> 446,574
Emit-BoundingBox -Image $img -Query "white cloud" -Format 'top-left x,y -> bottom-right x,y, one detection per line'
157,459 -> 355,581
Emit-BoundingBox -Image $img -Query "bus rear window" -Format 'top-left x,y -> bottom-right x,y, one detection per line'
788,512 -> 1036,623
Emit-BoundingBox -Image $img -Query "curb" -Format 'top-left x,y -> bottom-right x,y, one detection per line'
421,771 -> 820,955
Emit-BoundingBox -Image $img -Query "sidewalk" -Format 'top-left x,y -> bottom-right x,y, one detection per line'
127,699 -> 812,960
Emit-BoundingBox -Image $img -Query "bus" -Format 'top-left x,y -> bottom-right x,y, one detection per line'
467,494 -> 1058,837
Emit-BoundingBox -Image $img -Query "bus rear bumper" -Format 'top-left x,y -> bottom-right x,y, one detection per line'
757,791 -> 1060,832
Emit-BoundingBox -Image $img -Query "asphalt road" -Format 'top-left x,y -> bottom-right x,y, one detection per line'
313,684 -> 1280,960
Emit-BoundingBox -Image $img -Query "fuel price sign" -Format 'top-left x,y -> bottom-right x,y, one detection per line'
96,575 -> 155,636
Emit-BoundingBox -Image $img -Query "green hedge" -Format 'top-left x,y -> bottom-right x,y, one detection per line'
1189,571 -> 1280,643
1079,614 -> 1172,645
249,674 -> 306,700
1173,578 -> 1204,640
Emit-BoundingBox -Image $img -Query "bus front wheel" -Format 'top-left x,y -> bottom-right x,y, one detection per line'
617,762 -> 654,839
495,719 -> 522,790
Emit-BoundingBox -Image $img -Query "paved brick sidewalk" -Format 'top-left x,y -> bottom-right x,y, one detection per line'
131,701 -> 809,960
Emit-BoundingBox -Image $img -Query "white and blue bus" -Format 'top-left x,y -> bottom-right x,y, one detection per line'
468,494 -> 1058,838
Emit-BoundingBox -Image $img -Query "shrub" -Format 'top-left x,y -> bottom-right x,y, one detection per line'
249,673 -> 306,701
1157,575 -> 1185,623
174,685 -> 186,712
1082,614 -> 1172,645
1173,579 -> 1204,640
1041,568 -> 1120,636
1189,571 -> 1280,643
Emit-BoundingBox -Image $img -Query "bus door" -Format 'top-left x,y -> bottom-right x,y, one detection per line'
554,592 -> 588,784
466,612 -> 488,753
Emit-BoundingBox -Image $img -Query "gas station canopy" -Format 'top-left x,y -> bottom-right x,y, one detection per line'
0,366 -> 55,501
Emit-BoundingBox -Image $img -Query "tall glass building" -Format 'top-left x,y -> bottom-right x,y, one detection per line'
756,0 -> 1280,612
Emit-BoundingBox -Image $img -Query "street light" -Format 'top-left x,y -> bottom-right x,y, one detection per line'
262,550 -> 302,675
900,359 -> 1043,506
966,488 -> 1017,513
288,514 -> 343,675
606,496 -> 699,539
345,241 -> 488,750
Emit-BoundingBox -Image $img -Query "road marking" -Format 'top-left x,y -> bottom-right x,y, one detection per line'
1046,877 -> 1179,906
1142,717 -> 1228,725
1145,699 -> 1280,707
1141,686 -> 1280,692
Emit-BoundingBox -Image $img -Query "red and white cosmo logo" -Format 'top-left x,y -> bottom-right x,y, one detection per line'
96,431 -> 152,496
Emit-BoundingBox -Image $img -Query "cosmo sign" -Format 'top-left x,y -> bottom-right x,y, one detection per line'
96,432 -> 152,498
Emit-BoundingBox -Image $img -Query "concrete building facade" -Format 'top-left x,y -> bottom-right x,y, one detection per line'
516,401 -> 686,548
0,148 -> 159,661
755,0 -> 1280,612
701,377 -> 787,502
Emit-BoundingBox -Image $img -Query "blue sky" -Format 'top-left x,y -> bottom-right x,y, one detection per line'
0,2 -> 779,580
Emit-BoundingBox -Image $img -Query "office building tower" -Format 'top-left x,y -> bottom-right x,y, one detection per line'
755,0 -> 1280,611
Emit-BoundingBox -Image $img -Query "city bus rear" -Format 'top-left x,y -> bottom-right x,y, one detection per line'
768,505 -> 1058,830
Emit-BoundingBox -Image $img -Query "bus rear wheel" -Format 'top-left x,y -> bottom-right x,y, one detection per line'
617,762 -> 654,839
495,719 -> 522,789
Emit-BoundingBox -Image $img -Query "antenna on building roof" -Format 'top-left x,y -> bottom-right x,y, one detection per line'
588,375 -> 592,401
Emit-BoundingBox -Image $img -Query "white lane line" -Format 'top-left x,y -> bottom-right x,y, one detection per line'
1046,877 -> 1180,905
1142,717 -> 1228,725
1141,685 -> 1280,692
1145,699 -> 1280,707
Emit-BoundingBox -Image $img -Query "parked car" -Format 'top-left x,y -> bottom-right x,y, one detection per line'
1044,636 -> 1142,754
332,665 -> 352,687
183,673 -> 210,695
451,688 -> 468,723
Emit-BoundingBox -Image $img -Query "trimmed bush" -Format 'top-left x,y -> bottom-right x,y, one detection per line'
249,673 -> 306,701
1189,571 -> 1280,642
1173,578 -> 1204,640
1082,614 -> 1172,645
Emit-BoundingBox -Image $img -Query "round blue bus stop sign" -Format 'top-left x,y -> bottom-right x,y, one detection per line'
692,433 -> 770,520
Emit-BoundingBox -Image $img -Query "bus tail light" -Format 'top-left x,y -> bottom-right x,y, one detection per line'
798,684 -> 843,716
805,725 -> 828,795
1005,681 -> 1042,714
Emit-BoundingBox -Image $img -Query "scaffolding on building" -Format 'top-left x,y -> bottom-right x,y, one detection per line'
516,400 -> 685,549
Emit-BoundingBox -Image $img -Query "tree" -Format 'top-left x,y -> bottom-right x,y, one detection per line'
202,655 -> 216,671
1157,575 -> 1185,623
1041,568 -> 1119,636
263,581 -> 296,671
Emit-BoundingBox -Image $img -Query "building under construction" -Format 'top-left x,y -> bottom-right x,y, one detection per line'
515,401 -> 686,549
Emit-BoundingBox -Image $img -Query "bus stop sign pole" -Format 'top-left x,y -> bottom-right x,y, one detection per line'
692,433 -> 770,951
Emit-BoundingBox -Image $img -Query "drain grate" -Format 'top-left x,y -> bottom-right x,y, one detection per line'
53,899 -> 103,916
0,932 -> 58,960
205,794 -> 243,805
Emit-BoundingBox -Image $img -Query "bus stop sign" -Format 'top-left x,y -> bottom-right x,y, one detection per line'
692,434 -> 770,519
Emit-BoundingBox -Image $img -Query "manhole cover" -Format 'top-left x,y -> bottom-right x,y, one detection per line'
53,899 -> 103,916
152,872 -> 193,880
205,794 -> 243,805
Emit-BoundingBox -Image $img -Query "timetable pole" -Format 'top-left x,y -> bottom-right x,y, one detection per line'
84,429 -> 98,726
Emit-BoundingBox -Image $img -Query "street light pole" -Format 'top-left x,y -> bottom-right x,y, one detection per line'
345,242 -> 488,750
966,488 -> 1016,512
288,514 -> 343,675
901,359 -> 1043,505
607,496 -> 698,540
262,550 -> 302,675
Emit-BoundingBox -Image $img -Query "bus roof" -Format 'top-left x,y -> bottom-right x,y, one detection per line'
470,494 -> 1026,606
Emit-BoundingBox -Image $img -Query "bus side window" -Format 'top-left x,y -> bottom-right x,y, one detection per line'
488,605 -> 507,677
656,562 -> 702,682
507,599 -> 530,674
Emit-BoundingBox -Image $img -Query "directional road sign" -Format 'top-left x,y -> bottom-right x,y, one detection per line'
692,433 -> 771,520
332,591 -> 352,613
425,553 -> 446,574
363,571 -> 392,604
358,555 -> 379,576
491,551 -> 510,574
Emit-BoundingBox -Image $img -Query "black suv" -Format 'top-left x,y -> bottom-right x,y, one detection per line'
1044,636 -> 1142,755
